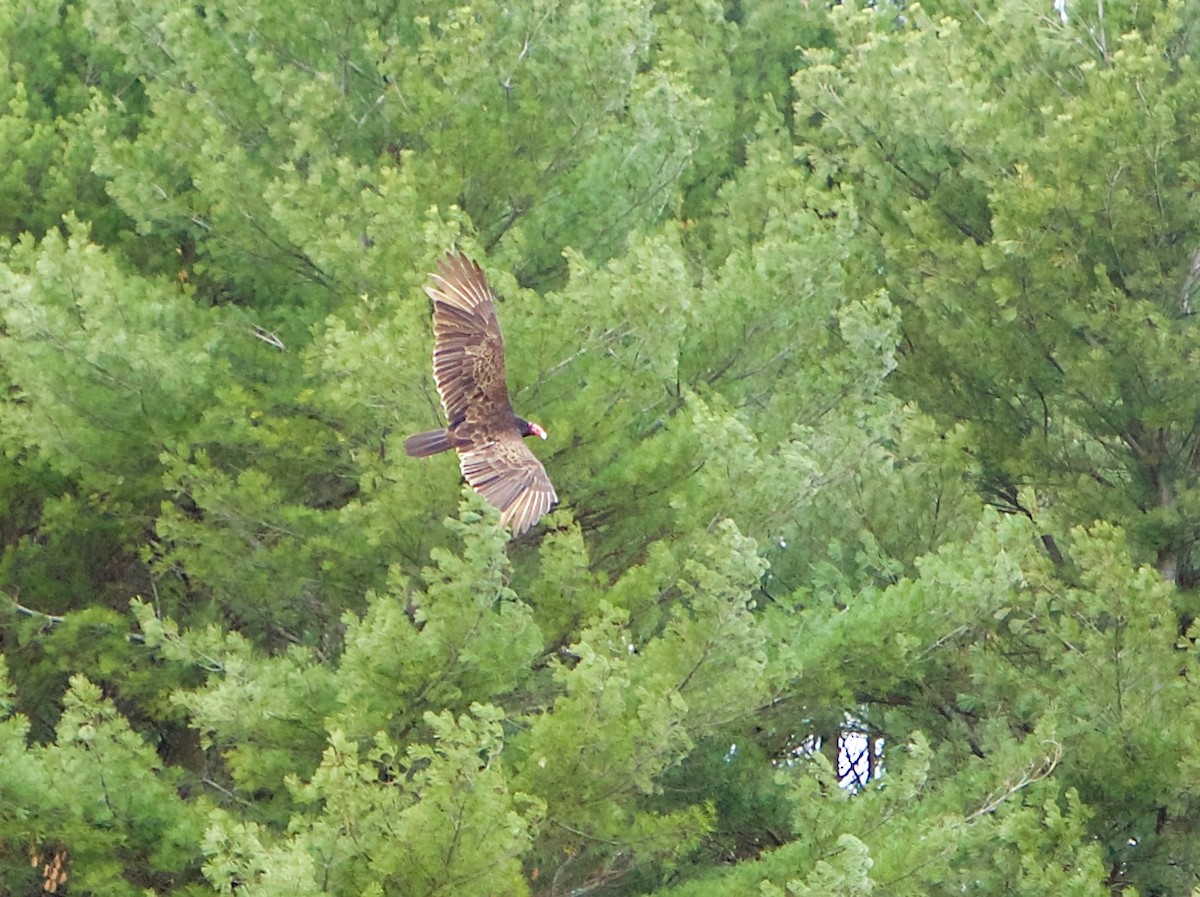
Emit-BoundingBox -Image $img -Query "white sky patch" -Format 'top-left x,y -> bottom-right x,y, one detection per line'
838,728 -> 886,791
778,713 -> 886,792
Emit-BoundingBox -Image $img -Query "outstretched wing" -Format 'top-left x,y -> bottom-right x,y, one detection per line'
427,252 -> 513,427
458,433 -> 558,535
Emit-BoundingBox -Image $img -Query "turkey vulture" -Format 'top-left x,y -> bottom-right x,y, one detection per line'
404,252 -> 557,534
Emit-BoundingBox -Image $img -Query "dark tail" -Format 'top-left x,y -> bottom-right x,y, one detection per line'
404,429 -> 453,457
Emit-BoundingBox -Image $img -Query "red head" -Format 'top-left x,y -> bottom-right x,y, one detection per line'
517,418 -> 548,440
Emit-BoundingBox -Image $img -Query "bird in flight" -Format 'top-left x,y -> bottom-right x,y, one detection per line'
404,252 -> 558,534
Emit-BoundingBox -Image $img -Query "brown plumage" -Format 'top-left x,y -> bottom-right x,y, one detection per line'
404,252 -> 557,534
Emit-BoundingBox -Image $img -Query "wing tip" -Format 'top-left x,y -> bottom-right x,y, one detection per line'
426,252 -> 487,305
502,485 -> 558,536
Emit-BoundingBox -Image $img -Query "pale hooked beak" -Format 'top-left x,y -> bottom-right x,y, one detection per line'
530,422 -> 548,440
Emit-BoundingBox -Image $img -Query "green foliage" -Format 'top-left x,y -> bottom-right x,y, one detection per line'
797,0 -> 1200,577
0,669 -> 207,895
4,0 -> 1200,895
330,493 -> 543,739
200,710 -> 542,896
0,0 -> 138,244
0,220 -> 220,503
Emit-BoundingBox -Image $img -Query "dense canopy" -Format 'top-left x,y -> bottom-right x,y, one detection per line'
3,0 -> 1200,895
